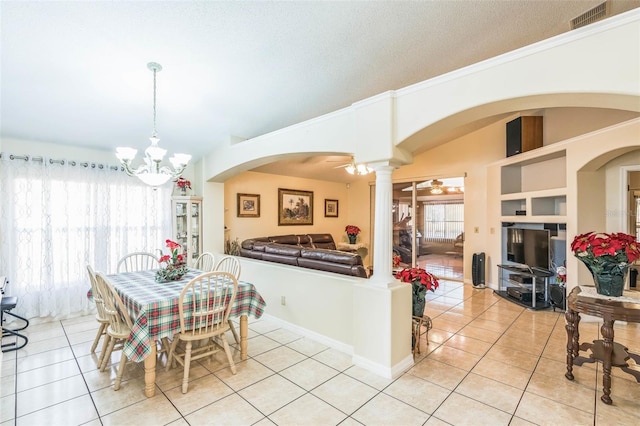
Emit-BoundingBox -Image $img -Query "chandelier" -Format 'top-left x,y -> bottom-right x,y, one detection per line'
345,160 -> 373,175
116,62 -> 191,187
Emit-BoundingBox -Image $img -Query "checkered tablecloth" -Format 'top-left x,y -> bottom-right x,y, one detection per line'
104,269 -> 266,362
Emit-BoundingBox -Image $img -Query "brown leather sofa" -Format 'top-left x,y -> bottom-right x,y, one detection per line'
240,234 -> 368,278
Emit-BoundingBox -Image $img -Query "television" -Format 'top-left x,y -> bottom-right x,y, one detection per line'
506,228 -> 550,269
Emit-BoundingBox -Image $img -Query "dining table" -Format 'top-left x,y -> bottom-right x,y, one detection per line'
105,268 -> 266,397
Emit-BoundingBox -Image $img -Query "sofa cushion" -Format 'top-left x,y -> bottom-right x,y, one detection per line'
298,234 -> 313,248
300,248 -> 361,266
268,234 -> 300,245
298,258 -> 367,277
308,234 -> 337,250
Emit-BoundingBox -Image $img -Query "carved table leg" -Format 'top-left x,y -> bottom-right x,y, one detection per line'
600,319 -> 615,405
565,308 -> 580,381
240,314 -> 248,360
143,343 -> 157,397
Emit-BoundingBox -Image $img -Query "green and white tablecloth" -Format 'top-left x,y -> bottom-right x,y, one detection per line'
105,269 -> 266,362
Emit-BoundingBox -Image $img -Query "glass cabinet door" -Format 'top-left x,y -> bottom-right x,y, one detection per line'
171,196 -> 203,266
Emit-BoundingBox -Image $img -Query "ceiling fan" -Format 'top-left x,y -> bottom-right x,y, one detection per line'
333,157 -> 373,175
430,179 -> 444,194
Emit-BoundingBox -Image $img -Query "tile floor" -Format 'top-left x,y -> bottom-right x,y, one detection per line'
2,279 -> 639,426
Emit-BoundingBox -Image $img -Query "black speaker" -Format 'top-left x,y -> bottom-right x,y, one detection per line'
472,252 -> 485,288
549,284 -> 566,312
506,116 -> 543,157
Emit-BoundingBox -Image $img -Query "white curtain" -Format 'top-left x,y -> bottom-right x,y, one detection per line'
0,153 -> 172,321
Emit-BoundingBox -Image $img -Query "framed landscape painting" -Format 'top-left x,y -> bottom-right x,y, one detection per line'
237,193 -> 260,217
324,199 -> 338,217
278,188 -> 313,225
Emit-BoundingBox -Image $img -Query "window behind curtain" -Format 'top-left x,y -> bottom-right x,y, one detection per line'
422,201 -> 464,243
0,154 -> 172,321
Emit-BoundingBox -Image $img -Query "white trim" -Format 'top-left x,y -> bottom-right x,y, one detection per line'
261,313 -> 353,355
621,165 -> 640,236
352,353 -> 415,380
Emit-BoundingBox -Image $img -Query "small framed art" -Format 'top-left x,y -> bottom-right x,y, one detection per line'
324,199 -> 339,217
237,193 -> 260,217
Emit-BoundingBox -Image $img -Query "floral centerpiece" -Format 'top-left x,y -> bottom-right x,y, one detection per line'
156,239 -> 189,282
175,177 -> 191,195
392,253 -> 402,269
555,265 -> 567,285
395,267 -> 439,317
571,231 -> 640,296
345,225 -> 361,244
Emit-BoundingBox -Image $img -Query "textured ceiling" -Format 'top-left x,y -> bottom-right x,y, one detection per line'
2,1 -> 639,182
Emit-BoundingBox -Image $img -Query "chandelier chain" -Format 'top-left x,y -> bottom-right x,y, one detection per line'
152,66 -> 157,138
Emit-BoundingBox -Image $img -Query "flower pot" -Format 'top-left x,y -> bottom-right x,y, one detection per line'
180,187 -> 187,196
348,234 -> 357,244
580,259 -> 627,297
412,297 -> 425,317
412,280 -> 427,316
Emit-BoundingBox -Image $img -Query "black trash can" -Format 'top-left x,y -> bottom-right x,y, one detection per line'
630,267 -> 638,289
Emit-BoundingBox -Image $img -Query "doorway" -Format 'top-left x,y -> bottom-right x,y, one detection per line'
392,177 -> 464,281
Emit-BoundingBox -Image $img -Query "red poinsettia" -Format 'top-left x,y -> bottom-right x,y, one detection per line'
392,254 -> 402,268
395,267 -> 439,292
571,232 -> 640,268
175,177 -> 191,189
345,225 -> 361,236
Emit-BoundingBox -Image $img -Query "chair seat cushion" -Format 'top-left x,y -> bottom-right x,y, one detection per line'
1,296 -> 18,310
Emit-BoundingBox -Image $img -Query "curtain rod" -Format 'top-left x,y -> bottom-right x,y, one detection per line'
0,152 -> 123,171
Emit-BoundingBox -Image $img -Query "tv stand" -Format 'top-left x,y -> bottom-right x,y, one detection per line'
496,264 -> 553,310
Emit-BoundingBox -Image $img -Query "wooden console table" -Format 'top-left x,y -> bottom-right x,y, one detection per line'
564,285 -> 640,404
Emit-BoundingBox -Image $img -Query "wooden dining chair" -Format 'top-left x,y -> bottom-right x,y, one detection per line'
117,252 -> 160,273
166,271 -> 238,393
214,256 -> 242,343
194,252 -> 216,272
86,265 -> 110,363
94,272 -> 134,390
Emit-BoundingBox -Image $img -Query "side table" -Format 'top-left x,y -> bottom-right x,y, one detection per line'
565,285 -> 640,404
412,315 -> 432,357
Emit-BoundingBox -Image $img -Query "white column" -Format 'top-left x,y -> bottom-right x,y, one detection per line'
370,165 -> 396,287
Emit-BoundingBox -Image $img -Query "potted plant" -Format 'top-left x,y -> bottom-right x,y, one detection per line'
395,267 -> 439,317
345,225 -> 361,244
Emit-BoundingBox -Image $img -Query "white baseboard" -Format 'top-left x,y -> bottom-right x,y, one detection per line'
352,353 -> 415,379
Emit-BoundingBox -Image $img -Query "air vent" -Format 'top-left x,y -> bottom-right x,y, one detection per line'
571,1 -> 610,29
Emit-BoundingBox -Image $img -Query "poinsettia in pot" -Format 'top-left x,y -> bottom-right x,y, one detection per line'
395,267 -> 439,317
156,239 -> 189,282
345,225 -> 361,244
571,231 -> 639,297
175,177 -> 191,195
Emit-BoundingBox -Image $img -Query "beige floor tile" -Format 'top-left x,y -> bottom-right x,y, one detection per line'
16,359 -> 81,392
312,348 -> 353,371
238,374 -> 305,415
100,392 -> 181,426
471,357 -> 532,390
285,337 -> 328,357
311,373 -> 378,415
156,361 -> 211,392
62,318 -> 101,335
443,334 -> 492,356
15,394 -> 98,426
595,394 -> 640,425
408,358 -> 468,390
245,335 -> 282,357
269,393 -> 348,425
15,347 -> 75,373
484,345 -> 539,372
215,359 -> 274,391
433,392 -> 512,425
15,337 -> 69,359
508,416 -> 537,426
344,365 -> 394,391
352,392 -> 430,426
0,374 -> 15,397
595,373 -> 640,417
515,391 -> 594,425
65,328 -> 99,346
165,373 -> 234,415
525,371 -> 596,413
1,394 -> 16,423
383,374 -> 450,414
16,375 -> 89,417
20,326 -> 66,344
279,358 -> 339,391
263,328 -> 303,345
457,324 -> 503,344
427,328 -> 455,345
427,344 -> 481,371
253,345 -> 307,372
90,376 -> 148,417
184,393 -> 265,425
467,317 -> 510,333
248,318 -> 281,335
456,372 -> 523,414
534,356 -> 597,388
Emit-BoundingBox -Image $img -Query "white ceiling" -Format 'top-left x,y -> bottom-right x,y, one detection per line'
2,1 -> 639,182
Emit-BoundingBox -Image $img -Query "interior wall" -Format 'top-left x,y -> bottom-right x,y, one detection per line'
223,171 -> 363,252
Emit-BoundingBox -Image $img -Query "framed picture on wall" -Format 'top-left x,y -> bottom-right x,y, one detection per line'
278,188 -> 313,225
237,193 -> 260,217
324,199 -> 339,217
